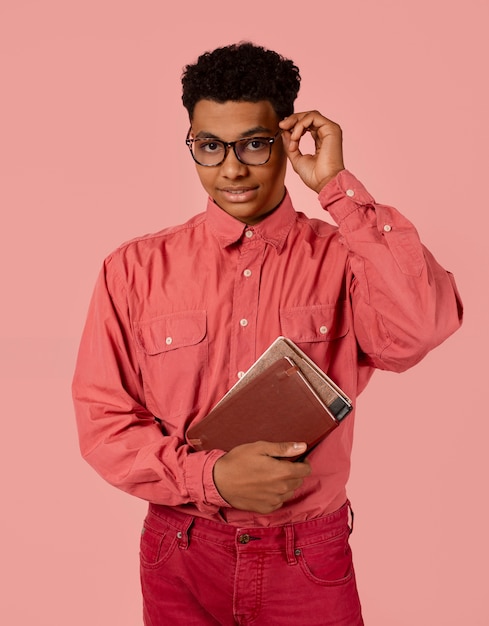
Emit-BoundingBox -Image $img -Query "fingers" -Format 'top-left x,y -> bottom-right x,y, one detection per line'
279,111 -> 341,148
261,440 -> 308,459
212,440 -> 312,514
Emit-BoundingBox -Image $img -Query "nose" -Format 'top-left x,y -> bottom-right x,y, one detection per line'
220,147 -> 249,178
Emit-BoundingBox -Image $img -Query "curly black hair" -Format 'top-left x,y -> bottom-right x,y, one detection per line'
181,42 -> 301,120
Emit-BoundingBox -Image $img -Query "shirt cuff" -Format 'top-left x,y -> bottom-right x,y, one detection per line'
184,448 -> 231,510
318,170 -> 376,223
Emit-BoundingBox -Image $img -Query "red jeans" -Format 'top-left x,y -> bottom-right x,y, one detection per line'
140,501 -> 364,625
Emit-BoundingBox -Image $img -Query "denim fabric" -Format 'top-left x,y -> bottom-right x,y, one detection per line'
140,501 -> 363,625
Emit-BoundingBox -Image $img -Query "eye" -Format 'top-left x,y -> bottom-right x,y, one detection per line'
243,138 -> 269,152
198,140 -> 224,154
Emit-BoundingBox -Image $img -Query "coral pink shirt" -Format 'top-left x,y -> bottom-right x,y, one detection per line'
72,170 -> 462,526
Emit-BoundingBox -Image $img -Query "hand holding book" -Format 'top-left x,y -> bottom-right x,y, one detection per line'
188,337 -> 352,514
212,440 -> 312,514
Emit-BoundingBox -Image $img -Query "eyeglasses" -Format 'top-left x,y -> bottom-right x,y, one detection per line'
185,129 -> 281,167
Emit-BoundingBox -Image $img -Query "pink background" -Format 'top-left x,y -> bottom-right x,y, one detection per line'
1,1 -> 487,624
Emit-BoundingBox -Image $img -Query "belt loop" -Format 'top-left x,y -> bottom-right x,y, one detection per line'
285,524 -> 298,565
347,500 -> 354,535
177,515 -> 194,550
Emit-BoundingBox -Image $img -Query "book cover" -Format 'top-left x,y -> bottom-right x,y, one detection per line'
187,338 -> 352,457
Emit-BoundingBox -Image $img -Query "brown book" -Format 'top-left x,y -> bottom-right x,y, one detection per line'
187,337 -> 352,458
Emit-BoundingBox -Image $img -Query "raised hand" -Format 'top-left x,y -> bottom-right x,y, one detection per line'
280,111 -> 345,193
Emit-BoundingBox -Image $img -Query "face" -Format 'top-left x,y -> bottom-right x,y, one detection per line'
189,100 -> 287,225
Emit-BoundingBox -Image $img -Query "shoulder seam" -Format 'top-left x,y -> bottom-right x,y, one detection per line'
111,213 -> 207,256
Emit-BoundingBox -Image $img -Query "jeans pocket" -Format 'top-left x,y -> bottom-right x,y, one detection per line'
297,528 -> 354,586
139,519 -> 178,570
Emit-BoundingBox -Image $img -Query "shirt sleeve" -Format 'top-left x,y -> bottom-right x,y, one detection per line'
318,170 -> 463,372
72,256 -> 230,511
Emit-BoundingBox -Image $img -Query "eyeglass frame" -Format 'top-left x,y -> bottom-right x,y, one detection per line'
185,129 -> 281,167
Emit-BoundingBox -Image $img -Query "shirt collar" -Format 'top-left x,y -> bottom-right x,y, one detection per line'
206,190 -> 297,253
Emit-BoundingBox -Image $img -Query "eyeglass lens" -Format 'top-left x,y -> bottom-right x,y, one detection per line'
192,137 -> 273,166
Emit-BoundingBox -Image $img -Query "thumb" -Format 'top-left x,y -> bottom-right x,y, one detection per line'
263,441 -> 308,458
280,132 -> 312,185
281,130 -> 301,163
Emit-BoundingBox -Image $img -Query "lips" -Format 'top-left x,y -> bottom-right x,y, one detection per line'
218,186 -> 259,203
220,186 -> 257,193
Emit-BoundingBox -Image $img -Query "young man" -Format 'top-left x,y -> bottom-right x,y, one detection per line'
72,43 -> 462,625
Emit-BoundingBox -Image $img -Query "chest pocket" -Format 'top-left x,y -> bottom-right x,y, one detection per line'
134,310 -> 208,427
280,304 -> 348,343
279,303 -> 350,379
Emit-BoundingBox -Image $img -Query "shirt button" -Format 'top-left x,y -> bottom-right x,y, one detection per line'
346,189 -> 355,197
240,319 -> 248,327
319,325 -> 328,335
245,230 -> 254,238
165,337 -> 173,345
237,371 -> 245,379
383,224 -> 392,232
243,269 -> 252,277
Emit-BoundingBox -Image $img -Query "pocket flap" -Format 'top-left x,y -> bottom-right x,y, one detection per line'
135,310 -> 207,355
280,304 -> 348,342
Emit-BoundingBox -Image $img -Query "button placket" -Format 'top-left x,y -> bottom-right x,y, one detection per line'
228,237 -> 265,387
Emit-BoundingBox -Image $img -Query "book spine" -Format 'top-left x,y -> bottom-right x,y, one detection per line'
329,397 -> 353,421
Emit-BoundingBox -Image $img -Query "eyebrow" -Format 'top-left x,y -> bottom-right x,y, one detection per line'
194,126 -> 274,140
